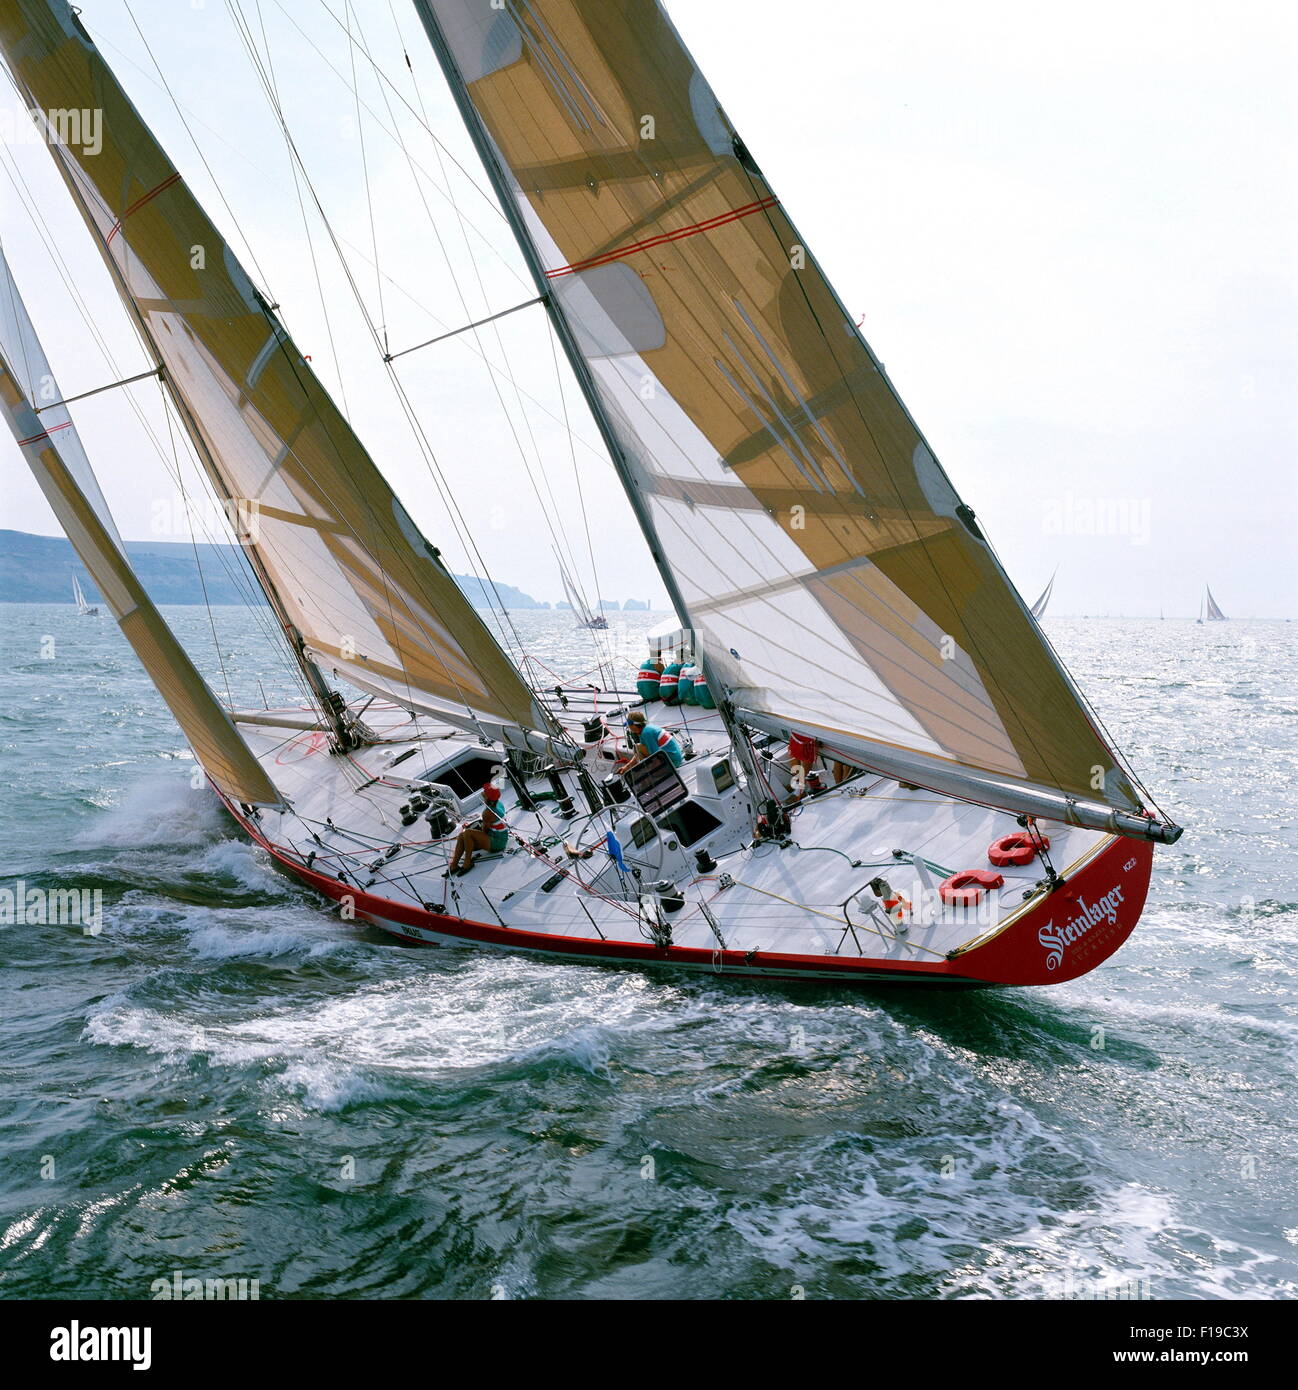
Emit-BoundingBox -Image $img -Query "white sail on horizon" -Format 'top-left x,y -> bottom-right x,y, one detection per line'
1030,572 -> 1056,621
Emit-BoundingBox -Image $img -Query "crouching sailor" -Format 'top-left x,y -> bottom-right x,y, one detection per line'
626,710 -> 683,767
447,783 -> 509,876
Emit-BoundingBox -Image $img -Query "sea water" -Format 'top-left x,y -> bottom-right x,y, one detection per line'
0,605 -> 1294,1299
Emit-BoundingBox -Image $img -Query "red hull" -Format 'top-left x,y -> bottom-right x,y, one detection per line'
219,795 -> 1153,987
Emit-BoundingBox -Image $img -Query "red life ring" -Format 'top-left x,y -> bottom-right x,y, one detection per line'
987,832 -> 1051,867
939,869 -> 1004,905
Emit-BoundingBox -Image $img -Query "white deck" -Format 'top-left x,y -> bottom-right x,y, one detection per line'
233,696 -> 1108,967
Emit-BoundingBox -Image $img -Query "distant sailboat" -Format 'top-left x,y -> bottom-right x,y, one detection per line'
71,574 -> 98,616
555,549 -> 607,629
1029,570 -> 1056,620
1196,587 -> 1226,624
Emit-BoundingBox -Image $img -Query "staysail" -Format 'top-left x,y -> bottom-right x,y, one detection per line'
413,0 -> 1176,841
0,0 -> 545,739
1030,572 -> 1056,621
0,245 -> 282,807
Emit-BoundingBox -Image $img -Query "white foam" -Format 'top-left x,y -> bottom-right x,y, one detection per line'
192,839 -> 290,894
75,769 -> 228,850
276,1059 -> 393,1111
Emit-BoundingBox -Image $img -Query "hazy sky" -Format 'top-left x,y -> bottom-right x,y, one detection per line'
1,0 -> 1294,616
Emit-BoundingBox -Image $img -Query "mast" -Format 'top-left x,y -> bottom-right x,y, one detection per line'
412,0 -> 766,786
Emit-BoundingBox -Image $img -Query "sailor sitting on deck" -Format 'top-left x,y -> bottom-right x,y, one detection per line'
626,710 -> 683,767
447,784 -> 509,876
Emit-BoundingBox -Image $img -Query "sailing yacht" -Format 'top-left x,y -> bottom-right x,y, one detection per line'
1029,571 -> 1056,621
555,550 -> 608,630
71,574 -> 98,616
1203,586 -> 1228,622
0,0 -> 1182,987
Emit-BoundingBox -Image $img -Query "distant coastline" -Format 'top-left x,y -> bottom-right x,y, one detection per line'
0,529 -> 652,612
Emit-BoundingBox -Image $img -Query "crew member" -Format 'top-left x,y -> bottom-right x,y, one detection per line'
626,710 -> 683,767
447,784 -> 509,875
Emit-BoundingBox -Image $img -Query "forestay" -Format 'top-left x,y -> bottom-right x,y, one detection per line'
414,0 -> 1172,837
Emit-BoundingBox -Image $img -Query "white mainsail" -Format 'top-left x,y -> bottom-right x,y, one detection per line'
411,0 -> 1174,842
0,244 -> 281,807
1030,572 -> 1056,620
554,547 -> 605,628
1205,585 -> 1227,621
71,574 -> 95,613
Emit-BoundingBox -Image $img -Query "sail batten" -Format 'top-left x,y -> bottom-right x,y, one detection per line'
0,246 -> 283,808
0,0 -> 545,738
414,0 -> 1159,826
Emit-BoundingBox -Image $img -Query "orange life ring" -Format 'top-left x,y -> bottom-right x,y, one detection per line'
987,832 -> 1051,868
939,869 -> 1005,906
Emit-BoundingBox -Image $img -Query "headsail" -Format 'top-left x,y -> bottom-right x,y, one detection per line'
0,245 -> 282,807
413,0 -> 1177,841
1030,571 -> 1056,621
0,0 -> 545,738
1205,586 -> 1227,621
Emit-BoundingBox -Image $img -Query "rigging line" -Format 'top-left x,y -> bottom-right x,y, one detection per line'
333,8 -> 539,676
322,0 -> 514,231
230,9 -> 533,730
32,366 -> 163,412
319,12 -> 531,675
335,3 -> 572,686
80,17 -> 587,470
98,6 -> 601,471
247,0 -> 353,416
385,294 -> 547,361
343,0 -> 387,349
0,147 -> 312,699
406,91 -> 605,681
548,320 -> 614,688
277,0 -> 523,279
228,6 -> 445,723
119,0 -> 277,301
158,374 -> 235,709
365,8 -> 608,690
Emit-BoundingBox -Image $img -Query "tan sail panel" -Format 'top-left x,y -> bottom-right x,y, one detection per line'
0,0 -> 542,735
416,0 -> 1143,815
0,251 -> 282,807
